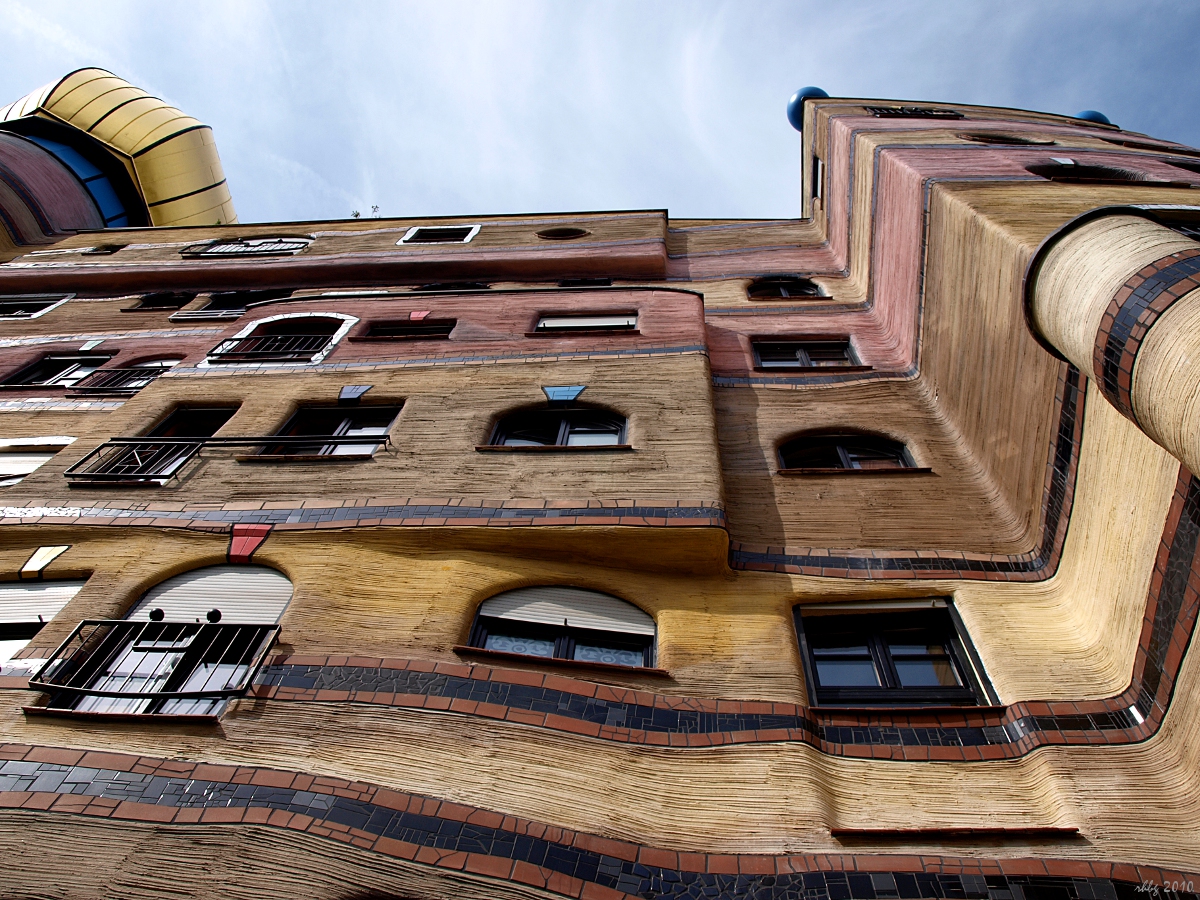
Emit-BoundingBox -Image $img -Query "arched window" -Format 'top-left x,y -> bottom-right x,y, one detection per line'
208,314 -> 349,364
747,276 -> 823,300
469,586 -> 655,668
490,407 -> 626,448
779,431 -> 915,471
32,564 -> 290,716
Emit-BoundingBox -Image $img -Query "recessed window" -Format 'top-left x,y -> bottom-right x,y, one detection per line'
468,586 -> 655,668
181,237 -> 311,257
779,432 -> 915,471
416,281 -> 488,292
0,294 -> 70,319
30,565 -> 289,716
173,289 -> 293,321
747,276 -> 823,300
537,227 -> 590,241
558,277 -> 612,287
534,313 -> 637,334
1102,136 -> 1200,156
490,408 -> 626,448
753,338 -> 858,369
865,106 -> 963,119
957,132 -> 1055,146
126,291 -> 196,311
208,316 -> 342,364
69,359 -> 179,395
261,406 -> 399,458
398,225 -> 480,245
0,437 -> 74,487
794,605 -> 990,707
1164,158 -> 1200,177
358,319 -> 456,340
4,354 -> 112,388
1026,160 -> 1175,184
0,580 -> 84,663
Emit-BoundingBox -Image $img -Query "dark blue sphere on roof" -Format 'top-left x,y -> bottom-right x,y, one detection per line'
1075,109 -> 1112,125
788,87 -> 829,131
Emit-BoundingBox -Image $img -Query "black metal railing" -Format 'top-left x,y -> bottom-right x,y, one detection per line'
64,434 -> 392,483
207,333 -> 334,362
29,619 -> 279,716
67,367 -> 170,396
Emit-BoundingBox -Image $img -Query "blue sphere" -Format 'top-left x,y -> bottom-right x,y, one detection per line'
1075,109 -> 1112,125
787,86 -> 830,131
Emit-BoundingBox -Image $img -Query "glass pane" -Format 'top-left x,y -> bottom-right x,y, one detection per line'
574,644 -> 644,667
894,655 -> 961,687
484,632 -> 555,658
566,430 -> 620,446
0,452 -> 54,477
814,658 -> 881,687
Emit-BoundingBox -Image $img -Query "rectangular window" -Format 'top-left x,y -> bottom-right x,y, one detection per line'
263,406 -> 400,458
754,338 -> 858,369
398,225 -> 480,245
865,106 -> 964,119
0,294 -> 69,319
358,319 -> 457,340
4,355 -> 112,388
794,605 -> 991,707
0,580 -> 85,664
534,314 -> 638,334
125,291 -> 195,311
0,437 -> 74,487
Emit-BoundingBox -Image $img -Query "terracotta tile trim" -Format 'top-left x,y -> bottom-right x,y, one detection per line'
0,741 -> 1195,896
1093,249 -> 1200,423
729,365 -> 1084,581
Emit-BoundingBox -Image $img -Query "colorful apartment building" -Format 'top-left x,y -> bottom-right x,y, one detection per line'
0,68 -> 1199,899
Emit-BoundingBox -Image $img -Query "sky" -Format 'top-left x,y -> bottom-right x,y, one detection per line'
1,0 -> 1197,223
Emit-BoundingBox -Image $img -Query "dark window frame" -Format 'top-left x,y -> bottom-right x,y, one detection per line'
793,605 -> 992,707
399,225 -> 479,245
865,106 -> 964,119
2,353 -> 114,389
255,405 -> 401,460
747,276 -> 823,300
0,294 -> 71,319
351,319 -> 457,341
778,432 -> 922,473
485,407 -> 628,450
751,335 -> 865,371
180,237 -> 311,258
529,310 -> 639,336
467,613 -> 655,669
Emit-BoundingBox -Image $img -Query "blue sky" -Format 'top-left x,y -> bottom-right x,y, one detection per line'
1,1 -> 1197,222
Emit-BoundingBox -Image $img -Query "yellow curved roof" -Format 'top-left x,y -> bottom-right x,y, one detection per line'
0,68 -> 237,226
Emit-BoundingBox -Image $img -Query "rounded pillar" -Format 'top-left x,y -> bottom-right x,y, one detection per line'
1032,214 -> 1200,473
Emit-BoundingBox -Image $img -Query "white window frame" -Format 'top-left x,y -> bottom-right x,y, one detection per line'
200,312 -> 358,369
0,436 -> 75,487
397,224 -> 480,245
0,294 -> 72,321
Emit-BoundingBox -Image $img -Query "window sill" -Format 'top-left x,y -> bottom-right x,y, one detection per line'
22,705 -> 221,724
453,645 -> 669,677
236,454 -> 377,462
348,334 -> 452,342
476,444 -> 633,453
524,330 -> 641,337
753,365 -> 873,374
831,826 -> 1079,840
777,467 -> 934,476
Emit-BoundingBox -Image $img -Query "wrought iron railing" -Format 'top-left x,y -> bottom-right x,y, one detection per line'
207,333 -> 334,362
64,434 -> 391,483
67,367 -> 170,396
29,619 -> 279,716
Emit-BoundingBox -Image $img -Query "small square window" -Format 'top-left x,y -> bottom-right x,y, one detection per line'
795,605 -> 991,707
399,225 -> 480,245
754,338 -> 858,369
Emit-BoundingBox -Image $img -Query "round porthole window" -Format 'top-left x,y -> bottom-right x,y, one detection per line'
537,227 -> 590,241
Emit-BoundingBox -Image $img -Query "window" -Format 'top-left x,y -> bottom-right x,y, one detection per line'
533,313 -> 637,334
0,294 -> 69,319
399,225 -> 479,244
779,432 -> 915,471
747,276 -> 823,300
957,132 -> 1055,146
357,319 -> 456,340
0,437 -> 75,486
416,281 -> 489,293
172,289 -> 293,321
490,408 -> 626,448
558,277 -> 613,287
181,237 -> 311,257
261,406 -> 399,458
794,605 -> 990,706
125,291 -> 196,311
753,338 -> 859,369
537,227 -> 590,241
64,407 -> 237,484
208,316 -> 343,363
1025,160 -> 1176,185
865,106 -> 963,119
467,586 -> 655,668
69,359 -> 179,395
30,565 -> 290,716
0,580 -> 84,664
4,354 -> 112,388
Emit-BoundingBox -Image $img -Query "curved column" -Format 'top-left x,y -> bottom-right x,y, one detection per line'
1032,215 -> 1200,474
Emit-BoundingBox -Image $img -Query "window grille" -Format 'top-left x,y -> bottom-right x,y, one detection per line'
753,338 -> 858,369
207,317 -> 342,363
794,606 -> 989,706
491,408 -> 626,448
469,586 -> 655,668
779,432 -> 915,471
181,237 -> 311,257
260,406 -> 399,458
68,360 -> 178,396
399,225 -> 479,244
865,106 -> 964,119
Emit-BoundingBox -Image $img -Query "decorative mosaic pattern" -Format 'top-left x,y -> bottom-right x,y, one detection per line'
0,744 -> 1194,899
1093,249 -> 1200,422
729,366 -> 1083,580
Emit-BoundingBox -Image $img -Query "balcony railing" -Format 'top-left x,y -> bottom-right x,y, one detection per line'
207,333 -> 334,363
29,619 -> 279,716
64,434 -> 392,483
67,367 -> 170,396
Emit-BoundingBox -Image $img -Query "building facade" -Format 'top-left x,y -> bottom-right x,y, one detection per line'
0,67 -> 1199,899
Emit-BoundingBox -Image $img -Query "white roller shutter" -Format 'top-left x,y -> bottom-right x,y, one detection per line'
127,565 -> 292,624
0,580 -> 85,624
480,586 -> 655,636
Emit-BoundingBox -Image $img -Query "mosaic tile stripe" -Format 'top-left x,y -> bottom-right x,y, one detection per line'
728,365 -> 1084,581
1093,249 -> 1200,422
0,326 -> 224,348
0,743 -> 1194,899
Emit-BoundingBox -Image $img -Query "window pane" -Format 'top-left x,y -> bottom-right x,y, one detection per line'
537,315 -> 637,331
574,644 -> 644,667
892,645 -> 961,687
0,452 -> 55,478
814,658 -> 881,687
566,430 -> 620,446
484,632 -> 555,658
